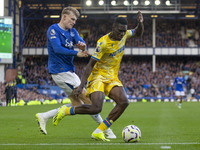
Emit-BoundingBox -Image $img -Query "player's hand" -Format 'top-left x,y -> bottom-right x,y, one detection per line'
77,51 -> 91,57
76,41 -> 86,51
137,11 -> 143,23
73,86 -> 83,98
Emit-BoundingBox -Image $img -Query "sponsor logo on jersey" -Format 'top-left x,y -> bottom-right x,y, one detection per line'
109,45 -> 125,57
65,39 -> 73,48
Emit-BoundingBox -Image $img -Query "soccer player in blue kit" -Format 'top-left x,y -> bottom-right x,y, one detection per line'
173,72 -> 187,108
35,7 -> 116,138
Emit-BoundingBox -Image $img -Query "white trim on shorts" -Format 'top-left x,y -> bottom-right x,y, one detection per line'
51,71 -> 81,96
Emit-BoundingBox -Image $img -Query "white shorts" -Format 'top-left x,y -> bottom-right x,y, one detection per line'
51,72 -> 81,96
175,91 -> 185,96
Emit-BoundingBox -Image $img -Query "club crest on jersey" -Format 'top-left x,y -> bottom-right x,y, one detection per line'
65,39 -> 73,48
50,29 -> 55,35
70,32 -> 75,37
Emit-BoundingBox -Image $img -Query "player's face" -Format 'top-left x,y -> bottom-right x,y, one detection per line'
112,24 -> 127,40
63,12 -> 77,29
179,72 -> 183,77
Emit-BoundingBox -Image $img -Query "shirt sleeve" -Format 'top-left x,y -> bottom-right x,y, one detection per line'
72,28 -> 85,44
91,39 -> 105,61
47,27 -> 78,56
126,29 -> 135,39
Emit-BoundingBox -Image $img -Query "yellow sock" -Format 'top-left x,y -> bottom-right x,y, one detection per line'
64,106 -> 75,115
98,118 -> 113,132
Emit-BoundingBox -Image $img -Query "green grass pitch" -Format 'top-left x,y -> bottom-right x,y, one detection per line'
0,31 -> 12,53
0,102 -> 200,150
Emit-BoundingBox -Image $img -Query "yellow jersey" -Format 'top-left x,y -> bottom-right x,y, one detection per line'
90,29 -> 134,79
86,29 -> 134,96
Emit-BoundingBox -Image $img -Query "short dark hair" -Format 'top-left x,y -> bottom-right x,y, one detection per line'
114,17 -> 128,25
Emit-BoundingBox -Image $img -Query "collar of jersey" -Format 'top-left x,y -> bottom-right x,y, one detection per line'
57,23 -> 69,32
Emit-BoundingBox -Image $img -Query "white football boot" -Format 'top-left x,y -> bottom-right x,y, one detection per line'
36,113 -> 48,135
104,128 -> 116,139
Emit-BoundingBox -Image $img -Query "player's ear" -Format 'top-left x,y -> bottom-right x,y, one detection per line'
63,14 -> 67,20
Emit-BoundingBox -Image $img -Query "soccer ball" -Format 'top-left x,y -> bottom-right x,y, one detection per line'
122,125 -> 141,143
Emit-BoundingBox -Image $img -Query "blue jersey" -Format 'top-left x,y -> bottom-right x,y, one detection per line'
47,23 -> 85,74
173,76 -> 187,91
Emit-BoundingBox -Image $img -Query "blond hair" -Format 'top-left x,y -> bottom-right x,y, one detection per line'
61,7 -> 80,18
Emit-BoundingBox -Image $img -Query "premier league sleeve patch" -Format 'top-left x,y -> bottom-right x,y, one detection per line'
95,46 -> 100,52
95,42 -> 103,53
50,29 -> 56,35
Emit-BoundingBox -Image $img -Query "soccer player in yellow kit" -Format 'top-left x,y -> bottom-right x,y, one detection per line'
53,11 -> 144,141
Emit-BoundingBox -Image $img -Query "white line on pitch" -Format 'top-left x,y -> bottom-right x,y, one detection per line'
0,143 -> 199,146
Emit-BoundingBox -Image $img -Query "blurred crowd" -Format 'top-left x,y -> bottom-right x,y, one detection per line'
4,56 -> 198,101
2,17 -> 200,102
156,19 -> 200,47
119,56 -> 200,98
0,82 -> 52,102
23,56 -> 56,86
23,19 -> 200,48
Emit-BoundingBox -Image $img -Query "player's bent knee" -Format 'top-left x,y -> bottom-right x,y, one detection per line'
119,100 -> 129,109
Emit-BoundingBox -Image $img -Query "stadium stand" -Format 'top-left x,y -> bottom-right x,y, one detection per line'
0,81 -> 52,103
22,19 -> 200,48
5,55 -> 198,101
22,19 -> 153,48
156,19 -> 200,47
1,0 -> 200,104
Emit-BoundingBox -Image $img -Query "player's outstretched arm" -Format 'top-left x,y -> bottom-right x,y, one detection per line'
77,51 -> 91,57
76,41 -> 86,51
73,58 -> 97,97
133,11 -> 144,38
